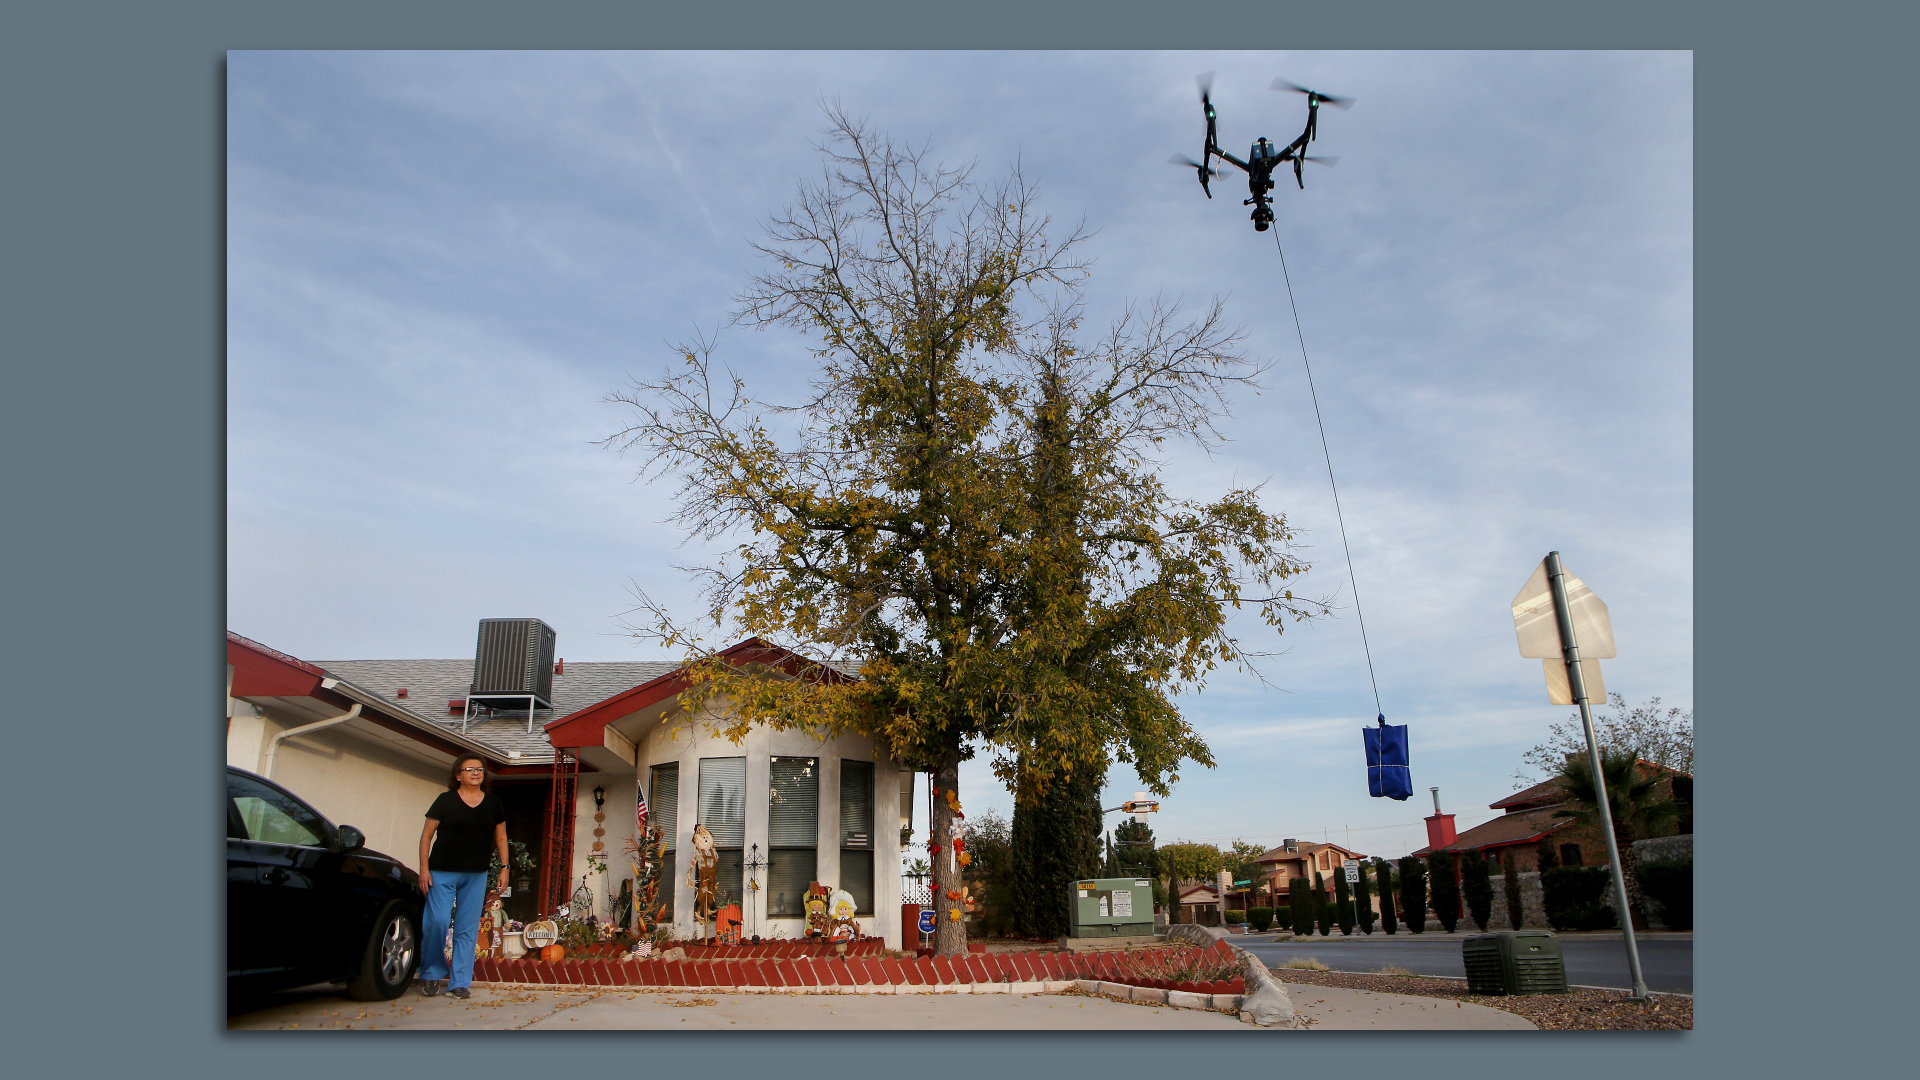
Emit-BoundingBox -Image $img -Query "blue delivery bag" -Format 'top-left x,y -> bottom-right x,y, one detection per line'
1363,721 -> 1412,800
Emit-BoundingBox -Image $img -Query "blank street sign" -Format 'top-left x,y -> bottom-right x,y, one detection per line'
1542,656 -> 1607,705
1512,559 -> 1616,659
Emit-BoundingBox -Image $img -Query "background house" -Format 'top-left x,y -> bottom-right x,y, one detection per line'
1253,839 -> 1368,905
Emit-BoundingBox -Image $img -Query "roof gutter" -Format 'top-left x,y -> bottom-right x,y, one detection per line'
263,688 -> 362,779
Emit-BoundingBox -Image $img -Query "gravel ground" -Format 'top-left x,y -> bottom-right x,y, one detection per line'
1271,969 -> 1692,1030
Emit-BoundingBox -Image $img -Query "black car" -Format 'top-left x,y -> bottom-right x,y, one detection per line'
227,766 -> 423,1001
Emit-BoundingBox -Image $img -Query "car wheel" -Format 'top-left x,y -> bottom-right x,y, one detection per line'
346,901 -> 418,1001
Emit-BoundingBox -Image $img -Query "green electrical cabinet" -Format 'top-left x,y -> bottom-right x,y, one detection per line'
1069,877 -> 1156,938
1462,931 -> 1569,995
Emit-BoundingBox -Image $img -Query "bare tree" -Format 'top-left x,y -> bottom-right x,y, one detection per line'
1514,693 -> 1693,785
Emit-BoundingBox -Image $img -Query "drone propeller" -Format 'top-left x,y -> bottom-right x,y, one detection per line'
1299,155 -> 1339,167
1272,78 -> 1355,110
1197,71 -> 1215,105
1169,153 -> 1218,198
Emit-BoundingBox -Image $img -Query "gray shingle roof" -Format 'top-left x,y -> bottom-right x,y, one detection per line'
315,658 -> 680,761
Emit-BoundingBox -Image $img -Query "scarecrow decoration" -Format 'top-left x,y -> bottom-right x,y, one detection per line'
686,823 -> 720,941
803,882 -> 831,938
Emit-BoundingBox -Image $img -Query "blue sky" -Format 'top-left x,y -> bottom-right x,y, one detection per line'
227,50 -> 1690,861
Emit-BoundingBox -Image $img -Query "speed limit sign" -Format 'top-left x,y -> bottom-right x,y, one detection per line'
1343,859 -> 1360,883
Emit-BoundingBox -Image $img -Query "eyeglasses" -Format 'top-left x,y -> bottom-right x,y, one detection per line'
460,767 -> 486,773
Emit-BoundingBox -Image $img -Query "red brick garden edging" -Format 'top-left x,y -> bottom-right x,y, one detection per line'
472,939 -> 1243,995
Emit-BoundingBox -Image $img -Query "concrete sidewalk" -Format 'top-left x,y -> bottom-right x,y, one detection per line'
228,984 -> 1533,1031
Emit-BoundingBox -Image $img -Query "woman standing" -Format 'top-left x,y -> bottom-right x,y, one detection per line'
417,754 -> 509,999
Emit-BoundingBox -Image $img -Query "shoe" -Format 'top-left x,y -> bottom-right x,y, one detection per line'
419,979 -> 445,997
446,987 -> 470,1000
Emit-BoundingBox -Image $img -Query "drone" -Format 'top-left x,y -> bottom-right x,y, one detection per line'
1171,74 -> 1353,232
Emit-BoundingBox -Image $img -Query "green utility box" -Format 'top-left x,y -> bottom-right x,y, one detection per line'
1069,877 -> 1157,938
1462,931 -> 1569,995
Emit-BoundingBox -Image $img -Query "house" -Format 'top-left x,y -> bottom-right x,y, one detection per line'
1252,839 -> 1367,905
226,625 -> 914,948
1175,882 -> 1225,925
1411,764 -> 1691,872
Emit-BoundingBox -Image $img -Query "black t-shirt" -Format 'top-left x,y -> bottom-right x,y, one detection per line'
425,790 -> 507,873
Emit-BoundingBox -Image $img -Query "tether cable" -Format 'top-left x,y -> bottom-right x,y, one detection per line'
1272,227 -> 1383,719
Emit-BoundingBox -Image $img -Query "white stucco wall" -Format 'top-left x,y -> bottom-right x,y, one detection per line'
226,700 -> 449,871
612,713 -> 906,948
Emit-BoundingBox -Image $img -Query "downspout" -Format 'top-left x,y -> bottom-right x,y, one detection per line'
263,680 -> 362,779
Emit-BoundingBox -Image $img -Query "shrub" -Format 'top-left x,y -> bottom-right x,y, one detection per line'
1534,837 -> 1559,874
1460,848 -> 1494,932
1313,872 -> 1332,935
1248,906 -> 1275,932
1373,964 -> 1416,976
1375,859 -> 1397,934
1224,909 -> 1247,924
1397,856 -> 1427,933
1354,858 -> 1376,934
1426,852 -> 1459,933
1542,866 -> 1618,931
1280,957 -> 1329,970
1637,859 -> 1693,930
1289,878 -> 1314,936
1502,850 -> 1525,929
1333,866 -> 1355,935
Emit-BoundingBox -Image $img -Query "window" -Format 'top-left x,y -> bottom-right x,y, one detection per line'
768,756 -> 819,918
1559,843 -> 1583,867
699,757 -> 746,907
228,772 -> 328,848
649,763 -> 678,919
839,760 -> 874,915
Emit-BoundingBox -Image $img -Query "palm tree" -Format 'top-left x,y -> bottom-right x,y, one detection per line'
1551,747 -> 1684,929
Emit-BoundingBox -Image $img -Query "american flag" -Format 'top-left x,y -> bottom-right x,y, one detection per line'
635,781 -> 649,835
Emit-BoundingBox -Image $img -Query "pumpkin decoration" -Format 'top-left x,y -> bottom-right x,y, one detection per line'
542,943 -> 566,962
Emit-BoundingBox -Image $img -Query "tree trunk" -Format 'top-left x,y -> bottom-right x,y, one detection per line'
930,744 -> 967,956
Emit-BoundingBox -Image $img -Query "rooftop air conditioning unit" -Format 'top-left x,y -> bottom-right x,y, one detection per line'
469,618 -> 557,710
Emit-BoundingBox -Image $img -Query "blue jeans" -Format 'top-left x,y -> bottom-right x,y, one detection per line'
419,870 -> 489,988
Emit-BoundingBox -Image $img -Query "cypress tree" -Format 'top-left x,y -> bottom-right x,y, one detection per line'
1427,852 -> 1459,933
1398,856 -> 1427,933
1288,877 -> 1313,936
1375,859 -> 1397,934
1007,758 -> 1104,939
1355,857 -> 1377,933
1534,836 -> 1559,875
1502,849 -> 1525,929
1461,848 -> 1494,932
1313,871 -> 1332,935
1334,866 -> 1355,935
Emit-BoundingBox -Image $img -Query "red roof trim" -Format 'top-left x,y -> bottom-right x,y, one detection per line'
228,631 -> 327,698
540,637 -> 856,749
227,631 -> 329,678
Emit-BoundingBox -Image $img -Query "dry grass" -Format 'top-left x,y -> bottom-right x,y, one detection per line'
1373,964 -> 1417,976
1279,957 -> 1330,971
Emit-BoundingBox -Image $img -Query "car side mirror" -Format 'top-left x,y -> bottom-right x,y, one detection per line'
336,825 -> 366,851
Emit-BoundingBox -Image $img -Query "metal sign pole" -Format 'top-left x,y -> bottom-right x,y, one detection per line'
1545,551 -> 1650,1001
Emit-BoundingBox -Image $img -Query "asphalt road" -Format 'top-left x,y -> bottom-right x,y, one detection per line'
1238,933 -> 1693,994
